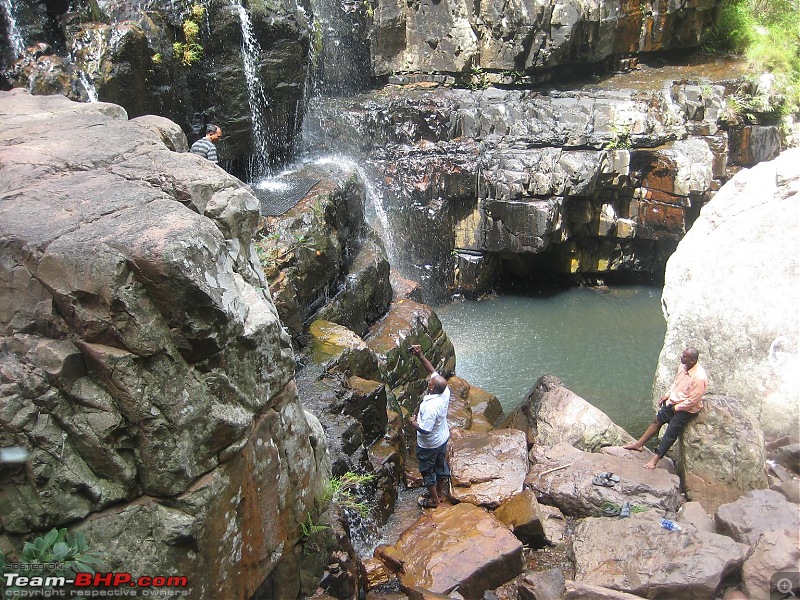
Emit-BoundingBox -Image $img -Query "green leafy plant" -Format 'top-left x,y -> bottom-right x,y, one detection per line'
703,0 -> 799,116
604,124 -> 633,150
1,528 -> 105,592
320,472 -> 375,517
299,513 -> 330,539
190,2 -> 207,21
172,2 -> 206,67
151,52 -> 163,65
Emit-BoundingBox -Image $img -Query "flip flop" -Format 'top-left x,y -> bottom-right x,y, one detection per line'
592,474 -> 615,487
597,472 -> 621,483
619,501 -> 631,518
418,496 -> 438,508
603,505 -> 620,516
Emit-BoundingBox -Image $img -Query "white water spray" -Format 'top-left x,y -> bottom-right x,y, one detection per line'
1,0 -> 25,57
234,1 -> 271,176
312,155 -> 398,263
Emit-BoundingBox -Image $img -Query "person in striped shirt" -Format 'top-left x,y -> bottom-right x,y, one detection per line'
190,123 -> 222,163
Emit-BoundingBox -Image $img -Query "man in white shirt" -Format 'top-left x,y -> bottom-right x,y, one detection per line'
407,344 -> 451,508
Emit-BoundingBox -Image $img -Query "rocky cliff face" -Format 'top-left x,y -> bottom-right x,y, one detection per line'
0,89 -> 329,599
3,0 -> 311,170
370,0 -> 717,78
302,62 -> 781,300
655,147 -> 800,442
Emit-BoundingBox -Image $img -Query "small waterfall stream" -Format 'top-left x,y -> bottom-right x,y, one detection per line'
234,0 -> 271,177
1,0 -> 25,59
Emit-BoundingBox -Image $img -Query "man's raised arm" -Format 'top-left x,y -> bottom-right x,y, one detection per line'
409,344 -> 435,375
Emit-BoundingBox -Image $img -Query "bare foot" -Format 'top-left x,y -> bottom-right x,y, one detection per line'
643,456 -> 659,469
623,443 -> 643,451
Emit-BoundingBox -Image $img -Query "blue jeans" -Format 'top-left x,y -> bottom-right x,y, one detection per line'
416,441 -> 450,487
654,404 -> 697,458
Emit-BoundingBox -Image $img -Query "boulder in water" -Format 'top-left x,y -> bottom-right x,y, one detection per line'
504,375 -> 635,451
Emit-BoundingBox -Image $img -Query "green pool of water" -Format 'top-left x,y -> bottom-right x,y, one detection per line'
435,285 -> 666,437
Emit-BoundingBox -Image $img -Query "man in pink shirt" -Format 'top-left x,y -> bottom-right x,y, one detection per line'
624,347 -> 708,469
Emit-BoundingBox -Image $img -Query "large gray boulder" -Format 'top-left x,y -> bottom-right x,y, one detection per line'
679,394 -> 768,513
714,489 -> 800,548
0,90 -> 329,599
526,442 -> 683,517
573,514 -> 749,599
655,148 -> 800,442
504,375 -> 634,451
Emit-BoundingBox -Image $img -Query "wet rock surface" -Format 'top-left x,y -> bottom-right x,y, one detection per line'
301,65 -> 783,299
376,502 -> 524,598
448,428 -> 529,508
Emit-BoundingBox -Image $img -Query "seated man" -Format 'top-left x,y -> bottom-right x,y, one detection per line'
624,347 -> 708,469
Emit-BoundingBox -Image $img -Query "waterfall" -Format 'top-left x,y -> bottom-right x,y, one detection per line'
1,0 -> 25,58
313,155 -> 399,264
233,1 -> 271,177
305,0 -> 370,97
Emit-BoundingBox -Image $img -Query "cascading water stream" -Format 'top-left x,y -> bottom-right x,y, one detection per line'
1,0 -> 25,59
233,0 -> 271,177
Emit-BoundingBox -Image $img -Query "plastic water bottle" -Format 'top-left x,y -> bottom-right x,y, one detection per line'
660,518 -> 681,531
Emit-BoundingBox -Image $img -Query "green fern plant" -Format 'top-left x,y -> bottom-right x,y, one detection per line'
320,472 -> 375,517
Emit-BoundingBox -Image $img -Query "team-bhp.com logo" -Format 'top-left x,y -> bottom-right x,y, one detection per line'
3,571 -> 189,597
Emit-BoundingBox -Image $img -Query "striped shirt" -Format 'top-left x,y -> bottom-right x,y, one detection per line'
190,137 -> 218,163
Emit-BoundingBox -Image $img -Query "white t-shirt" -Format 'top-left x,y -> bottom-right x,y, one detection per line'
416,375 -> 451,449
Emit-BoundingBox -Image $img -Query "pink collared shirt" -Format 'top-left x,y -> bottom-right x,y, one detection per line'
667,363 -> 708,413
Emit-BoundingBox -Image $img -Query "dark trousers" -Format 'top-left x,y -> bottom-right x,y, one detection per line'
654,404 -> 697,458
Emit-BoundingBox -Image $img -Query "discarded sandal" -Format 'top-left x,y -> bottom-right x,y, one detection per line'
619,501 -> 631,518
592,474 -> 615,487
597,472 -> 621,483
603,505 -> 621,516
418,496 -> 438,508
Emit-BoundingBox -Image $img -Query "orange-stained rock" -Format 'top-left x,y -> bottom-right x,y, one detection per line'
448,375 -> 503,427
362,557 -> 394,590
376,503 -> 523,598
448,428 -> 528,508
494,490 -> 544,543
469,413 -> 494,433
